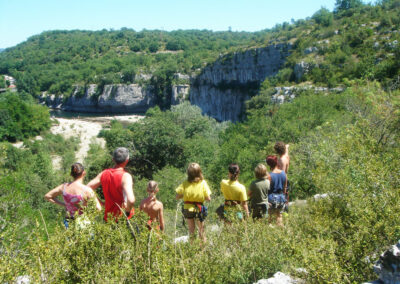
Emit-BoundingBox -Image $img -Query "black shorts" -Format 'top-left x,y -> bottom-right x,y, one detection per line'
183,209 -> 199,219
252,204 -> 268,219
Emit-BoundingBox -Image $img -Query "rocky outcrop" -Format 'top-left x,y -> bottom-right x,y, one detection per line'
255,272 -> 303,284
372,240 -> 400,283
43,84 -> 156,113
270,85 -> 345,104
42,83 -> 190,113
190,44 -> 292,121
171,85 -> 190,105
304,46 -> 318,54
294,61 -> 313,81
39,93 -> 64,109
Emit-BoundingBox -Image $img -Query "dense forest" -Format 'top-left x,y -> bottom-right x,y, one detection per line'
1,0 -> 400,283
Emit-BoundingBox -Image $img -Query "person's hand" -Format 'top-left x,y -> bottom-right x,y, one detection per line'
126,208 -> 135,220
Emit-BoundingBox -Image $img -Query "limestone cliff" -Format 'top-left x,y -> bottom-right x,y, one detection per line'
66,84 -> 155,113
43,44 -> 292,120
44,84 -> 156,113
43,82 -> 190,113
190,44 -> 292,121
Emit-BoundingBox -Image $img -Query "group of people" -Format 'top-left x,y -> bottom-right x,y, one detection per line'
45,142 -> 290,241
45,147 -> 164,229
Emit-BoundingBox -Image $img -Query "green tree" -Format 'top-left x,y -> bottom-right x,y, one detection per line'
334,0 -> 363,12
312,7 -> 334,26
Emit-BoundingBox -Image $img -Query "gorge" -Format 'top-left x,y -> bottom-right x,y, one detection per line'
42,44 -> 292,121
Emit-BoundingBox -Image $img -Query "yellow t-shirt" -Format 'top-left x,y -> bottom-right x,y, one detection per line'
176,180 -> 211,210
220,179 -> 247,202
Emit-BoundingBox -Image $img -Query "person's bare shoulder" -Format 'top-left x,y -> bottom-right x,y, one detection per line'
123,172 -> 133,180
155,200 -> 163,210
139,199 -> 146,210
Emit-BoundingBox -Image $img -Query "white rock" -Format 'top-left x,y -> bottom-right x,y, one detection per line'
210,224 -> 220,232
255,272 -> 297,284
174,235 -> 189,243
15,275 -> 30,284
173,73 -> 190,81
171,85 -> 190,105
313,193 -> 328,200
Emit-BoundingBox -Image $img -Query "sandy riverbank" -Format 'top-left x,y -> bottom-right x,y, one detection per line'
50,115 -> 144,163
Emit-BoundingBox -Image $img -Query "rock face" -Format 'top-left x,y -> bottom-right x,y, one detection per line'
39,93 -> 64,109
171,85 -> 190,105
190,44 -> 292,121
294,61 -> 313,81
372,240 -> 400,283
44,84 -> 156,113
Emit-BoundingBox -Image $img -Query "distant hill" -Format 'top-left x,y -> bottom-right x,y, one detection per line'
0,1 -> 399,97
0,48 -> 4,53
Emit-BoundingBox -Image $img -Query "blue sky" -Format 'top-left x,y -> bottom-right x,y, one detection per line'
0,0 -> 336,48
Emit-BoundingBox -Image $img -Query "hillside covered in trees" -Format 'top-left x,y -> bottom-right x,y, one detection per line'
0,0 -> 399,103
0,0 -> 400,283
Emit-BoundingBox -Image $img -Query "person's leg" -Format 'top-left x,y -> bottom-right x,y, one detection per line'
196,220 -> 206,242
276,211 -> 283,227
262,204 -> 268,219
186,218 -> 196,239
63,218 -> 69,229
268,208 -> 274,223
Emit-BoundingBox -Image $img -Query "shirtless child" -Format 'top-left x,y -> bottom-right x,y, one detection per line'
140,181 -> 165,231
274,142 -> 290,213
274,142 -> 290,173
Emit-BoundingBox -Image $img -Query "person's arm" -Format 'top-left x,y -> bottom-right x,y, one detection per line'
86,172 -> 105,206
44,184 -> 66,207
284,175 -> 288,194
241,201 -> 249,218
204,181 -> 211,201
122,173 -> 135,212
84,188 -> 103,211
285,144 -> 290,173
176,183 -> 184,200
248,183 -> 254,198
158,204 -> 165,232
87,172 -> 102,190
241,187 -> 249,217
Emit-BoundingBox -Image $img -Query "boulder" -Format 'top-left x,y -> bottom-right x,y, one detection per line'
304,47 -> 318,54
294,61 -> 312,81
134,73 -> 152,82
15,275 -> 30,284
174,235 -> 189,243
173,73 -> 190,81
255,272 -> 301,284
373,240 -> 400,283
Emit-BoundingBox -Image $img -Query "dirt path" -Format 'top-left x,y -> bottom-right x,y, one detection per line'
50,115 -> 143,163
